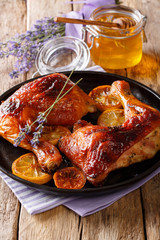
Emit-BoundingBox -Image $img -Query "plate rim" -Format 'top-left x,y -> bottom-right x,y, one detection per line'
0,71 -> 160,196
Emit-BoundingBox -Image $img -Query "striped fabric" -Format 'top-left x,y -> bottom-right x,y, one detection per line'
1,167 -> 160,216
0,171 -> 75,214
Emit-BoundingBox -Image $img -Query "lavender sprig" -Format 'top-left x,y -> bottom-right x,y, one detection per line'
30,114 -> 46,147
13,131 -> 26,147
13,123 -> 31,147
14,72 -> 83,147
0,17 -> 65,79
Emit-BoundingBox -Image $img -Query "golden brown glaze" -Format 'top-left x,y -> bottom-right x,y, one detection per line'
0,73 -> 96,172
59,81 -> 160,185
0,73 -> 96,126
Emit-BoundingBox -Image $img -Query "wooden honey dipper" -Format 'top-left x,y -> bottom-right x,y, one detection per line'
112,17 -> 136,28
54,17 -> 136,29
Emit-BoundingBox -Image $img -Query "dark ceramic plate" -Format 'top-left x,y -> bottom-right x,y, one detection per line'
0,71 -> 160,196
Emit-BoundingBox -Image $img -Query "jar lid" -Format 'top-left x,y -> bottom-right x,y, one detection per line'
35,36 -> 90,75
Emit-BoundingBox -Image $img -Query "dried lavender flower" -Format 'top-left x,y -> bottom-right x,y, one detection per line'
0,17 -> 65,79
13,131 -> 26,147
30,132 -> 41,147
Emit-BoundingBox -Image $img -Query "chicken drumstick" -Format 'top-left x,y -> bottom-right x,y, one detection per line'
59,81 -> 160,185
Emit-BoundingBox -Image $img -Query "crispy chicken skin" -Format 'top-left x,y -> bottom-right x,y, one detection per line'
0,73 -> 96,172
59,81 -> 160,186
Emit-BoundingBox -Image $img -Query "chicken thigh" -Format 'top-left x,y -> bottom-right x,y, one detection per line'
0,73 -> 96,172
59,81 -> 160,186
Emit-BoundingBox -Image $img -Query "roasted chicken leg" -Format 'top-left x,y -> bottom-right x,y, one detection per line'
59,81 -> 160,186
0,73 -> 96,172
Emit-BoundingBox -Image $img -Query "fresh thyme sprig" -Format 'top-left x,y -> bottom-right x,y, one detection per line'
14,72 -> 83,147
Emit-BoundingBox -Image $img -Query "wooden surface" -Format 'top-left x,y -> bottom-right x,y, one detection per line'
0,0 -> 160,239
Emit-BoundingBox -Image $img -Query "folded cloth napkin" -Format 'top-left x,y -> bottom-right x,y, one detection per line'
1,168 -> 160,216
64,167 -> 160,216
0,65 -> 160,217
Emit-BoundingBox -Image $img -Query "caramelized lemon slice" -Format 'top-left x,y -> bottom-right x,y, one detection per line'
97,109 -> 125,127
89,85 -> 122,112
41,126 -> 71,145
53,167 -> 86,189
12,153 -> 52,184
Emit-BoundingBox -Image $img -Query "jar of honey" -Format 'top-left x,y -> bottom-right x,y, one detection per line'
83,5 -> 146,69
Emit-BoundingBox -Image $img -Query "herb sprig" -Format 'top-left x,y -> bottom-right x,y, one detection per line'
0,17 -> 65,79
14,72 -> 82,147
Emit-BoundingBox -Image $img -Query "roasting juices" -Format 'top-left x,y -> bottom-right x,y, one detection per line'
85,5 -> 146,69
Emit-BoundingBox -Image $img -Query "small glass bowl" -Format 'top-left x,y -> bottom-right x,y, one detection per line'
35,36 -> 90,75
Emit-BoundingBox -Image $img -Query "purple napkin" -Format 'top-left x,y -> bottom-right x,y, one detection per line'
65,0 -> 115,39
1,167 -> 159,216
64,168 -> 160,216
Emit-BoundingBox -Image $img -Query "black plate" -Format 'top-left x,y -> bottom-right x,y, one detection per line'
0,71 -> 160,196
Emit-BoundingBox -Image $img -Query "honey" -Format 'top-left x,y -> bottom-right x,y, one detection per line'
85,5 -> 146,69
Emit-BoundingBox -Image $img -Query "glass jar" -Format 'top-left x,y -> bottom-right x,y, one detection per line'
35,36 -> 90,76
83,5 -> 146,69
